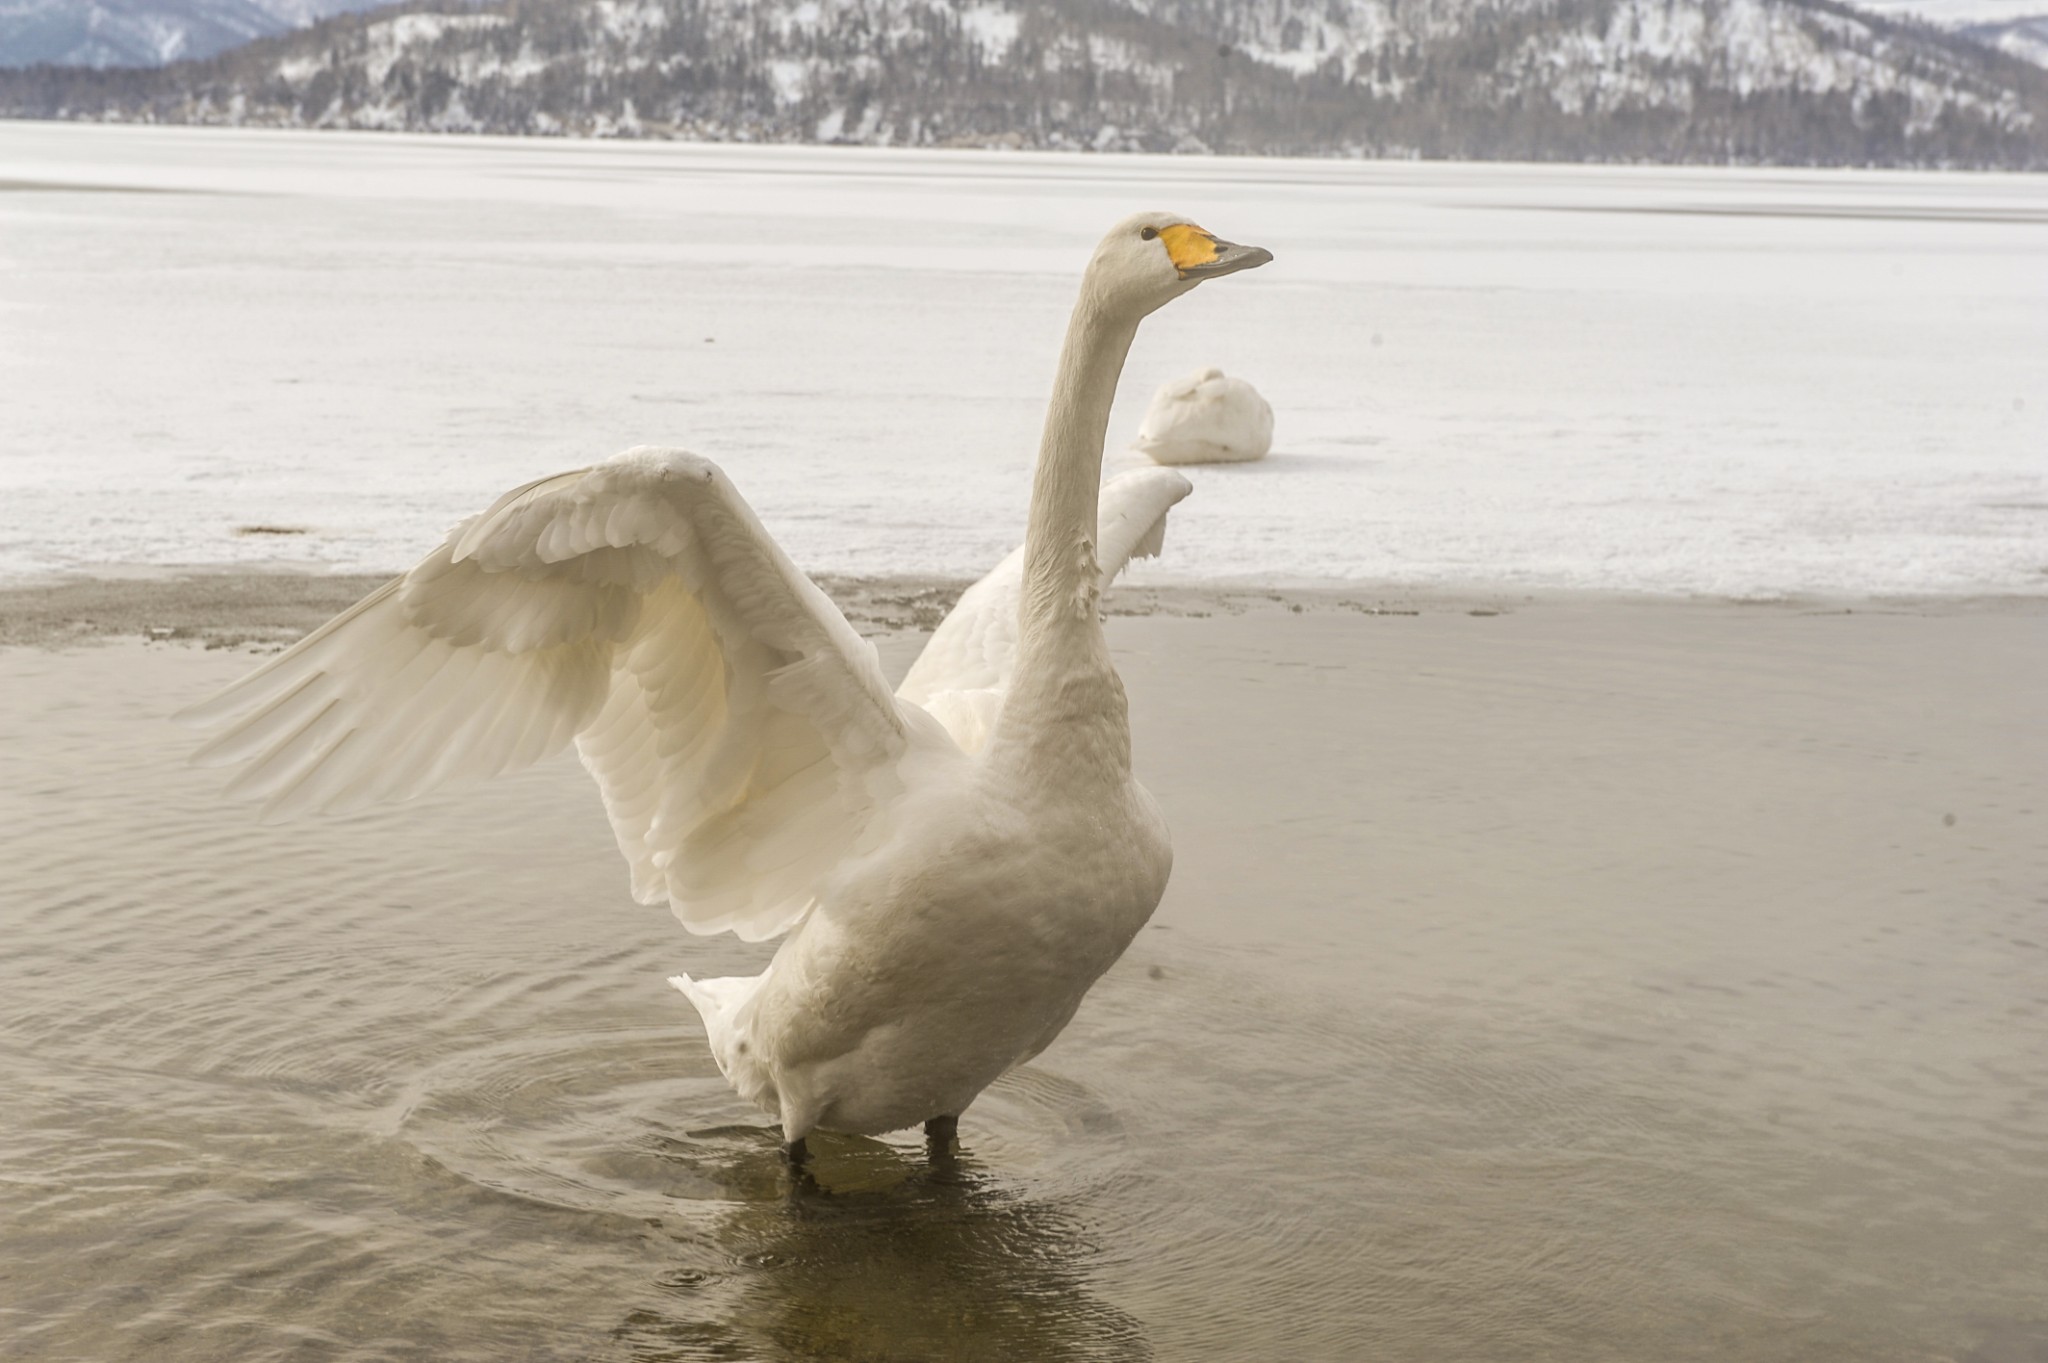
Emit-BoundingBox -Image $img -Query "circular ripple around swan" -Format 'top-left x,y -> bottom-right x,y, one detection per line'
390,1024 -> 1132,1219
392,1025 -> 742,1219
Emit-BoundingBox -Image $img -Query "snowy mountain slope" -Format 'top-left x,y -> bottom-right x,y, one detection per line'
1962,12 -> 2048,66
0,0 -> 385,69
2,0 -> 2043,166
1145,0 -> 2043,138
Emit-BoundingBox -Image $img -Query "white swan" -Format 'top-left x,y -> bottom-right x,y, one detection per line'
179,213 -> 1271,1159
1134,365 -> 1274,465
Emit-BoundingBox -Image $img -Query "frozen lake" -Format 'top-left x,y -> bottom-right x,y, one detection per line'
1,123 -> 2044,596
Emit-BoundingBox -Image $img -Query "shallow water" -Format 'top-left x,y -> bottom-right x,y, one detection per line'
3,602 -> 2045,1361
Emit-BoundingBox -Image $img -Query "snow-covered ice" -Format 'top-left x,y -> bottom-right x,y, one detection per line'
1134,367 -> 1274,465
0,124 -> 2042,597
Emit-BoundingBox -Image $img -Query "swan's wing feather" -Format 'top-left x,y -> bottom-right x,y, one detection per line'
1096,465 -> 1191,570
181,445 -> 937,941
897,468 -> 1191,748
893,550 -> 1022,707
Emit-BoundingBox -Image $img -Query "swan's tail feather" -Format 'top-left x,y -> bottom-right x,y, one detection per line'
671,971 -> 796,1131
669,972 -> 761,1081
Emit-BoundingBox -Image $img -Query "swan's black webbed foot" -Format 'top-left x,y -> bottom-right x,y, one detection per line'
780,1137 -> 823,1201
924,1114 -> 959,1161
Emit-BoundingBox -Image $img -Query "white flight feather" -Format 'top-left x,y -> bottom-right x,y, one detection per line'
180,445 -> 948,943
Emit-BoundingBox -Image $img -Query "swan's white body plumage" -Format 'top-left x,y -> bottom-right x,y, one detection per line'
682,463 -> 1189,1134
184,212 -> 1265,1142
1134,365 -> 1273,465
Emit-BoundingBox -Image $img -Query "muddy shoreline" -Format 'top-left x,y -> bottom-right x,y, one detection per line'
4,568 -> 2037,653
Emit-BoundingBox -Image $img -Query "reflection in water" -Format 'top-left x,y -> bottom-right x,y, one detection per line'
614,1135 -> 1148,1363
381,995 -> 1148,1361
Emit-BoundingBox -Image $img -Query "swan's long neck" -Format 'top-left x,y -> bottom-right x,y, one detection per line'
992,282 -> 1140,780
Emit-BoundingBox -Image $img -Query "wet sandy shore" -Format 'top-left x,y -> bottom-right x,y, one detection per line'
3,574 -> 2044,1362
0,568 -> 1532,650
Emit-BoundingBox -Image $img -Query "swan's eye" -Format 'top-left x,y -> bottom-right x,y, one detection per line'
1140,227 -> 1158,241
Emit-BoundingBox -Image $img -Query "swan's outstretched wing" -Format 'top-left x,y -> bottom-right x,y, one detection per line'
180,446 -> 951,941
897,467 -> 1191,752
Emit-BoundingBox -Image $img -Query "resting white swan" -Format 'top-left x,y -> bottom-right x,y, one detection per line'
179,213 -> 1271,1161
1134,366 -> 1274,465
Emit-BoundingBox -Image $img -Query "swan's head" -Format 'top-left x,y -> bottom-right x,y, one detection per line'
1086,211 -> 1272,317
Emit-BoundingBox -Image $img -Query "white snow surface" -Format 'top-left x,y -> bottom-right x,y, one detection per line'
1,125 -> 2043,599
361,12 -> 510,84
958,4 -> 1020,53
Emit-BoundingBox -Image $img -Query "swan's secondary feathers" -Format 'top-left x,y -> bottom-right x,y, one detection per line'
180,445 -> 954,942
896,466 -> 1190,752
1099,465 -> 1189,565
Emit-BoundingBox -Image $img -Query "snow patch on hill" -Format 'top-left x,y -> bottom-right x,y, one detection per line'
1963,12 -> 2048,65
